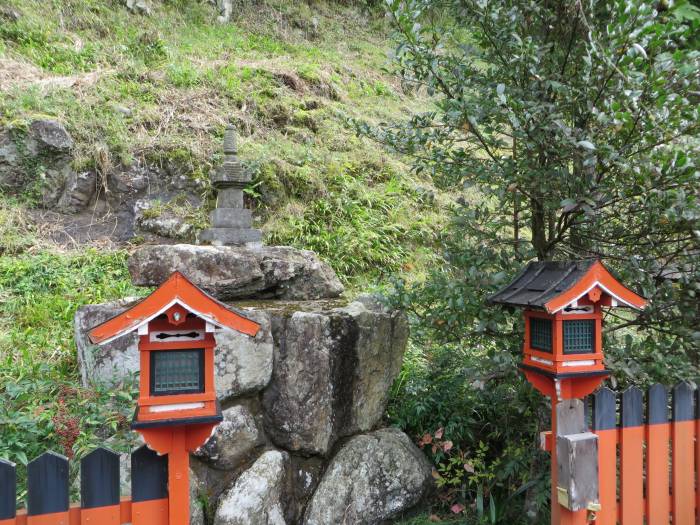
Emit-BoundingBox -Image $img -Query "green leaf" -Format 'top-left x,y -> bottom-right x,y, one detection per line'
577,140 -> 596,150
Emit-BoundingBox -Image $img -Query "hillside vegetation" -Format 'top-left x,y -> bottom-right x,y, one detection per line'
0,0 -> 446,283
0,0 -> 450,506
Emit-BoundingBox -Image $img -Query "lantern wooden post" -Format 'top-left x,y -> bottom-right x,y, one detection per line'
489,260 -> 647,525
88,271 -> 261,525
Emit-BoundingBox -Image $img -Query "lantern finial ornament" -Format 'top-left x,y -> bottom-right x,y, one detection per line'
489,259 -> 647,399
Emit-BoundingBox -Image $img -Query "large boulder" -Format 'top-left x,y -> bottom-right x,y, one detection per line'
304,428 -> 433,525
74,298 -> 141,387
195,404 -> 264,470
262,297 -> 408,456
214,309 -> 274,400
213,450 -> 291,525
128,244 -> 344,300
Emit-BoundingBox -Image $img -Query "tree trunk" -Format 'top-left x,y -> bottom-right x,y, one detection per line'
531,198 -> 549,261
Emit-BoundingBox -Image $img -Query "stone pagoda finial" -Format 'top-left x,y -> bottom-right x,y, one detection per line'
198,123 -> 262,247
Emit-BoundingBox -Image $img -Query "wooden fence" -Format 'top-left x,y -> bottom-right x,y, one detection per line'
0,446 -> 169,525
589,382 -> 698,525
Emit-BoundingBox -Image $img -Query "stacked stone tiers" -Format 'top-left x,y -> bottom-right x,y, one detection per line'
198,124 -> 262,246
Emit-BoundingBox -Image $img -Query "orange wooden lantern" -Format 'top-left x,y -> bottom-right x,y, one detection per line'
490,260 -> 647,399
88,271 -> 260,525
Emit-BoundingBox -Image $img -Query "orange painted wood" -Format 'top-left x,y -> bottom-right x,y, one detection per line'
136,403 -> 217,422
595,428 -> 618,525
522,306 -> 606,380
26,511 -> 69,525
543,260 -> 647,313
89,271 -> 260,344
646,422 -> 670,525
138,339 -> 215,351
80,505 -> 120,525
186,423 -> 219,451
169,428 -> 189,525
119,497 -> 132,524
131,498 -> 168,525
0,518 -> 16,525
672,420 -> 694,525
696,417 -> 700,525
67,506 -> 80,525
138,392 -> 216,407
521,369 -> 606,400
620,425 -> 644,525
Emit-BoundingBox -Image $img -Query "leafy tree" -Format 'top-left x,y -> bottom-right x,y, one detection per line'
369,0 -> 700,380
366,0 -> 699,520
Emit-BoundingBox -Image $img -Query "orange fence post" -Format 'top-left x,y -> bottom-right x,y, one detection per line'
592,388 -> 617,525
620,387 -> 644,525
696,389 -> 700,524
646,384 -> 670,525
79,448 -> 121,525
672,383 -> 694,525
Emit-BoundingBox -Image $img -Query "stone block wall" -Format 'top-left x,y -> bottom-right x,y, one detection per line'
75,245 -> 432,524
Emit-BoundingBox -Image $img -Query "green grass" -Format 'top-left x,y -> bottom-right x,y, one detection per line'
0,0 -> 445,287
0,244 -> 146,497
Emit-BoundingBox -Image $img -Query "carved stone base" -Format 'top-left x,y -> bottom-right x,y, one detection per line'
198,227 -> 263,246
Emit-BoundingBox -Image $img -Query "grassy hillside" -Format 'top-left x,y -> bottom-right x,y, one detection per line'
0,0 -> 450,505
0,0 -> 447,286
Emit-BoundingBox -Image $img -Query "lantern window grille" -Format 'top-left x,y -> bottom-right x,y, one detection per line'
530,318 -> 552,352
563,320 -> 595,354
151,349 -> 204,396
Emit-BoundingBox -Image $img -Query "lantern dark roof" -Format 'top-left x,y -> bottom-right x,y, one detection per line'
488,259 -> 648,313
489,260 -> 598,309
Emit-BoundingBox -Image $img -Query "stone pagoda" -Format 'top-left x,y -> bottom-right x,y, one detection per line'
198,124 -> 262,247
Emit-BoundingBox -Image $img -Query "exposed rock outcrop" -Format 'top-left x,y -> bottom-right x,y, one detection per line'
0,120 -> 89,210
126,0 -> 151,15
74,298 -> 140,386
304,428 -> 433,525
214,308 -> 274,400
128,244 -> 344,300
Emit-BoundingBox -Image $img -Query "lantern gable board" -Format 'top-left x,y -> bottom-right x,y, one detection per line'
489,260 -> 647,399
88,271 -> 260,428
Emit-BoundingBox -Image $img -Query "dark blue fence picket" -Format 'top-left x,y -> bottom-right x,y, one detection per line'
131,445 -> 168,502
27,451 -> 69,516
81,447 -> 121,509
0,458 -> 16,520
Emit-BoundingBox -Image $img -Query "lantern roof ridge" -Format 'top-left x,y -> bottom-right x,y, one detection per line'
88,270 -> 260,345
488,259 -> 647,313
